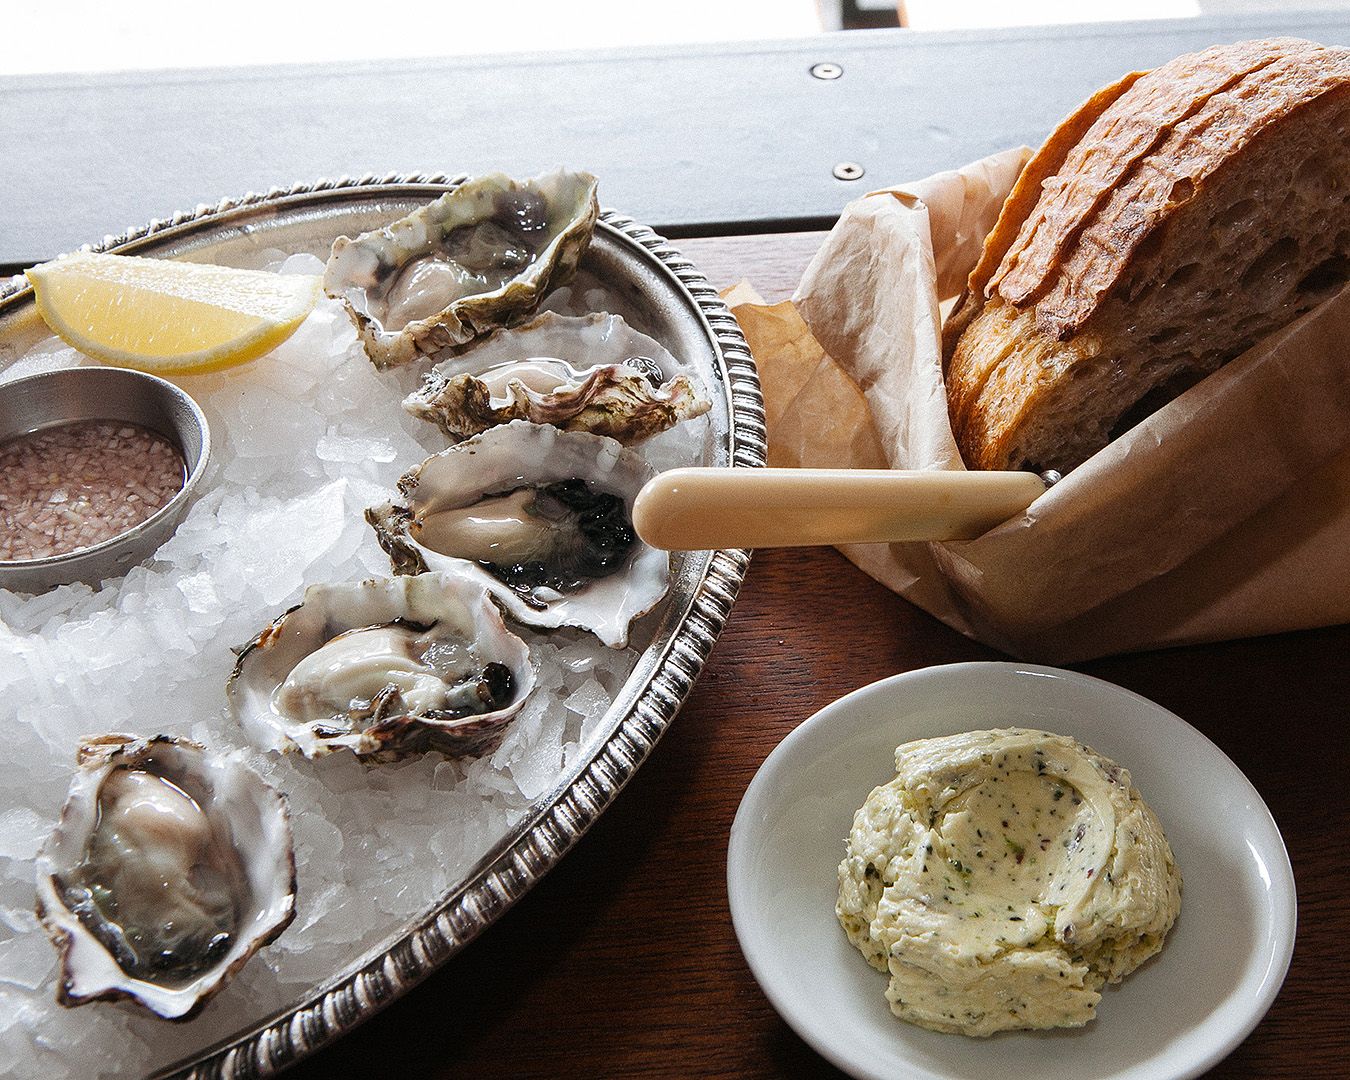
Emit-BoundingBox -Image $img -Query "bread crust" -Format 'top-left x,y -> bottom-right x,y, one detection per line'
944,38 -> 1350,473
941,69 -> 1145,356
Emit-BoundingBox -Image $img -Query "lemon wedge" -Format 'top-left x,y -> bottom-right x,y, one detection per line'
25,251 -> 323,375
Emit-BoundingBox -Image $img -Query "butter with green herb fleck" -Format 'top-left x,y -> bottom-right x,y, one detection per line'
836,728 -> 1180,1036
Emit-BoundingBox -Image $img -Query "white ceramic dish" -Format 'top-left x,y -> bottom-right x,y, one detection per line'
727,662 -> 1296,1080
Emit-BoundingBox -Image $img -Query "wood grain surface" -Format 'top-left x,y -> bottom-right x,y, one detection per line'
270,231 -> 1350,1079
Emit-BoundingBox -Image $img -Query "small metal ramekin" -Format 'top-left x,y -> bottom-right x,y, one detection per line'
0,366 -> 210,594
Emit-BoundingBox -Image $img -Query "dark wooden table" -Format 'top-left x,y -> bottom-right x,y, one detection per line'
271,232 -> 1350,1080
9,17 -> 1350,1077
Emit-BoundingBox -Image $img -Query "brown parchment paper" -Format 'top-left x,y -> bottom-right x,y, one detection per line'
727,147 -> 1350,662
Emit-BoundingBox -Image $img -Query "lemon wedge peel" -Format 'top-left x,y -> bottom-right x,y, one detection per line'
25,251 -> 323,375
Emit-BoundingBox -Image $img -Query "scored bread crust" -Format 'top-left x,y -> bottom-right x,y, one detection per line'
943,38 -> 1350,473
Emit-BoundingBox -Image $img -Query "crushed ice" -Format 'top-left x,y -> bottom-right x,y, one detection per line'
0,248 -> 712,1078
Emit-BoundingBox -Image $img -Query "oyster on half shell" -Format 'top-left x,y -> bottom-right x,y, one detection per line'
228,572 -> 536,759
323,169 -> 599,369
365,421 -> 670,649
402,311 -> 711,444
34,735 -> 296,1022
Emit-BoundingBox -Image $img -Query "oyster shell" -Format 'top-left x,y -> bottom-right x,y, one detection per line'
34,734 -> 296,1021
402,311 -> 711,443
366,420 -> 670,648
323,169 -> 599,369
228,572 -> 536,759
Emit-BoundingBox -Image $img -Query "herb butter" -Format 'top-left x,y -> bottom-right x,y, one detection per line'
836,728 -> 1180,1036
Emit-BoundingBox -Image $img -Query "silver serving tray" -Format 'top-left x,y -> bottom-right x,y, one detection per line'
0,174 -> 764,1079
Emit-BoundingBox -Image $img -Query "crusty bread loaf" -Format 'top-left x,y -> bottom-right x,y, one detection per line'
943,38 -> 1350,473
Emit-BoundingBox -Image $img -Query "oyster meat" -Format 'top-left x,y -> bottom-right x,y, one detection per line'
366,420 -> 670,648
34,735 -> 296,1021
229,572 -> 536,759
323,169 -> 599,369
402,311 -> 711,444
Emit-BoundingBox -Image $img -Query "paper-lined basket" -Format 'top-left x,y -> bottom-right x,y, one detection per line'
728,147 -> 1350,662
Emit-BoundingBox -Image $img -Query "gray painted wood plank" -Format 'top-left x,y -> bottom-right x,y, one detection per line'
3,12 -> 1350,267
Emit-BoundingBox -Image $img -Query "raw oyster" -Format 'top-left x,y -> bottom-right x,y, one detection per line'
323,169 -> 599,369
228,572 -> 536,759
402,311 -> 711,443
34,734 -> 296,1021
366,420 -> 670,648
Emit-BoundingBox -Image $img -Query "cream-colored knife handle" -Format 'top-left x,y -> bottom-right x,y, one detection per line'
632,467 -> 1047,550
